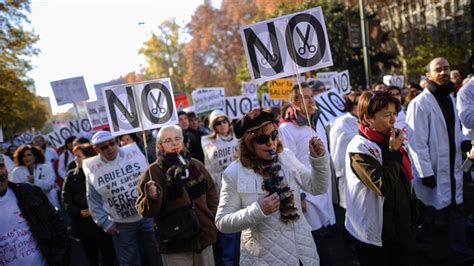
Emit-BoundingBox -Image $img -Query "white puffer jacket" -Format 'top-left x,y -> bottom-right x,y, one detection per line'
215,148 -> 328,266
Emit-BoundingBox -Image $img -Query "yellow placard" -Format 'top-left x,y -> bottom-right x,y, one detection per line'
268,79 -> 293,100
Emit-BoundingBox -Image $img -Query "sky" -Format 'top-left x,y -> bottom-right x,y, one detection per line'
27,0 -> 220,114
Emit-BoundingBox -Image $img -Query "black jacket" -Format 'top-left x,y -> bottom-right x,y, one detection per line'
184,128 -> 205,163
8,181 -> 70,266
62,168 -> 104,239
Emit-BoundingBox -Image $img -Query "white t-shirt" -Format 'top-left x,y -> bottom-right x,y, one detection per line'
0,188 -> 47,266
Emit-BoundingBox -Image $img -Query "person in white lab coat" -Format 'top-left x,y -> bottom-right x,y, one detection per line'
329,91 -> 361,210
279,83 -> 336,266
406,57 -> 474,264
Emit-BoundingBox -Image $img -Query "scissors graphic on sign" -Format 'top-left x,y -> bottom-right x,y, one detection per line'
150,91 -> 166,114
296,25 -> 316,56
260,53 -> 279,66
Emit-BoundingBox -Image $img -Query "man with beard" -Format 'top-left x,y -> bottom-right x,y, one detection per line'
406,57 -> 474,264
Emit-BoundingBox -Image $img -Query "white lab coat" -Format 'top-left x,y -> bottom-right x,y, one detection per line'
279,120 -> 336,230
329,112 -> 358,209
406,89 -> 463,210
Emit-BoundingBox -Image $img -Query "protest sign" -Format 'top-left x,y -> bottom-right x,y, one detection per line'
85,101 -> 109,131
94,79 -> 126,101
269,78 -> 293,100
83,143 -> 146,220
50,76 -> 90,106
242,81 -> 258,96
46,118 -> 92,148
174,93 -> 189,109
383,75 -> 404,88
316,71 -> 337,90
332,70 -> 351,95
315,90 -> 345,126
103,79 -> 178,136
224,95 -> 260,119
241,7 -> 333,83
261,93 -> 284,108
13,131 -> 42,146
191,88 -> 225,116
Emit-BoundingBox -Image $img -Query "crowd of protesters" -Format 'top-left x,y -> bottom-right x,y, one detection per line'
1,56 -> 474,266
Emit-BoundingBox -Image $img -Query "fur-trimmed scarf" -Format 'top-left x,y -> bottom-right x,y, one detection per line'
157,149 -> 208,200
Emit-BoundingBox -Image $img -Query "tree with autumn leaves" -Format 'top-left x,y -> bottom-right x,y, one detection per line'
0,0 -> 49,140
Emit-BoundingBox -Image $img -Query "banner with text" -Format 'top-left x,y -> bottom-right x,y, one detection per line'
224,95 -> 261,119
192,88 -> 225,116
46,118 -> 93,148
331,70 -> 351,95
241,7 -> 333,83
103,79 -> 178,136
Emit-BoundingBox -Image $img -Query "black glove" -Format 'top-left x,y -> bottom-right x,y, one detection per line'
421,175 -> 437,188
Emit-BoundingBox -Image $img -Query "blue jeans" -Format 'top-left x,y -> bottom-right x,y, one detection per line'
218,232 -> 240,266
112,218 -> 162,266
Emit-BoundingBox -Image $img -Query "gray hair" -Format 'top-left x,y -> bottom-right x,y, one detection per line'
156,125 -> 184,145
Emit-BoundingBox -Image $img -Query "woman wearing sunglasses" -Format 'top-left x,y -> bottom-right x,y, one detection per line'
201,110 -> 240,265
215,109 -> 329,265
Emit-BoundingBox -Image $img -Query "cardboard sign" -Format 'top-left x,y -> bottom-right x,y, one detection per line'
174,93 -> 189,109
241,7 -> 333,83
261,93 -> 283,108
383,75 -> 404,88
46,119 -> 92,148
94,79 -> 126,101
103,79 -> 178,136
331,70 -> 351,95
224,96 -> 260,119
269,79 -> 293,100
85,101 -> 109,131
316,71 -> 337,90
50,76 -> 90,106
315,90 -> 346,126
242,81 -> 258,96
191,88 -> 225,116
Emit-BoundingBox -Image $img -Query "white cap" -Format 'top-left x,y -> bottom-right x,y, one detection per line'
91,131 -> 114,145
209,110 -> 227,128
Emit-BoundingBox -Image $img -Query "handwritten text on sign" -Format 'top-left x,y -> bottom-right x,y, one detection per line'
269,78 -> 293,100
192,88 -> 225,115
50,76 -> 90,106
103,79 -> 178,136
241,7 -> 333,83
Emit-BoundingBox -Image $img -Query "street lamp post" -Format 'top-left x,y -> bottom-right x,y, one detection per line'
359,0 -> 372,90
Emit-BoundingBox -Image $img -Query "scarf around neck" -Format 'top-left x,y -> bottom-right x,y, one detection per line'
157,148 -> 207,200
255,150 -> 299,223
426,80 -> 455,96
358,123 -> 413,182
281,106 -> 320,129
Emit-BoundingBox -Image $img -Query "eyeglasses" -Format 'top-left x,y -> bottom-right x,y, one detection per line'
162,136 -> 183,145
214,119 -> 228,126
97,141 -> 116,151
255,130 -> 279,145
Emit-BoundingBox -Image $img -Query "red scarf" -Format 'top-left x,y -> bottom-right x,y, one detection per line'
358,123 -> 413,182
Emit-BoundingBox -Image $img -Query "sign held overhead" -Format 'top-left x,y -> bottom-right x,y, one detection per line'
50,76 -> 90,106
240,7 -> 333,83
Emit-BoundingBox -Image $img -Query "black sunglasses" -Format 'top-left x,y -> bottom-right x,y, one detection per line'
255,130 -> 279,144
214,119 -> 228,126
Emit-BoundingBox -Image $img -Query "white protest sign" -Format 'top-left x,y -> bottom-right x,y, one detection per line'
242,81 -> 258,96
83,143 -> 146,221
224,95 -> 260,119
241,7 -> 333,83
332,70 -> 351,95
261,93 -> 283,108
50,76 -> 90,106
13,131 -> 42,146
383,75 -> 404,88
85,101 -> 109,131
46,118 -> 92,148
314,90 -> 346,126
94,79 -> 126,101
317,71 -> 337,90
191,88 -> 225,116
0,127 -> 3,142
103,79 -> 178,136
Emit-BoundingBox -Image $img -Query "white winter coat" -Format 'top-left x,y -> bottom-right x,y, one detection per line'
329,112 -> 358,209
457,78 -> 474,138
215,149 -> 329,266
406,89 -> 463,210
279,121 -> 336,230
